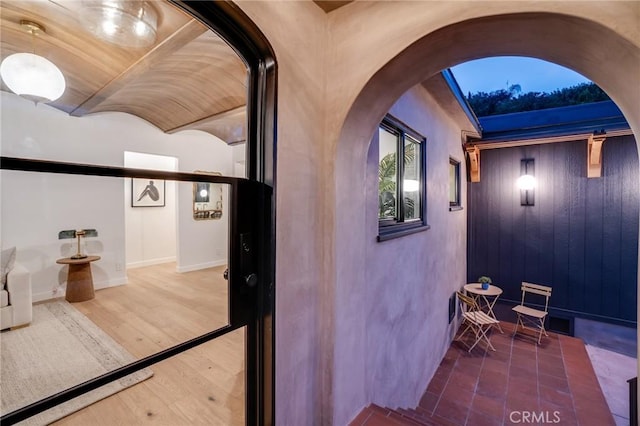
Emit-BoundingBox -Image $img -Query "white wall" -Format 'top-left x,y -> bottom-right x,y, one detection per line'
0,92 -> 234,301
124,151 -> 178,269
364,85 -> 467,408
232,143 -> 246,177
1,170 -> 126,301
176,179 -> 230,273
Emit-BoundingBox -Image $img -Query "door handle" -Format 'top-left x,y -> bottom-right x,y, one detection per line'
244,273 -> 258,288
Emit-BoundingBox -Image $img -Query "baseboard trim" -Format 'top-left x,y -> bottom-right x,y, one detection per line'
496,298 -> 637,328
95,277 -> 128,290
176,259 -> 226,273
127,257 -> 176,269
32,277 -> 128,303
33,291 -> 56,303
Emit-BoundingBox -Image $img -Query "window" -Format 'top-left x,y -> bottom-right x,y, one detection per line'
378,115 -> 428,241
449,157 -> 462,210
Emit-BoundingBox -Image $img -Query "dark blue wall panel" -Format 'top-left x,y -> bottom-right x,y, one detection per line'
467,135 -> 639,325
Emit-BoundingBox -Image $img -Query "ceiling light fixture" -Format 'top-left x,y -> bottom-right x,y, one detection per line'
80,1 -> 158,48
0,20 -> 66,103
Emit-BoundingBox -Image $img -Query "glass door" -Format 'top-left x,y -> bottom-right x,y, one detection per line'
0,1 -> 275,424
0,159 -> 272,425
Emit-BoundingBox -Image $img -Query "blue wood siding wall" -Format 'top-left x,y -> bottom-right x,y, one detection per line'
467,135 -> 638,325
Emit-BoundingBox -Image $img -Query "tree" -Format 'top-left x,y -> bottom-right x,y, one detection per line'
378,150 -> 416,218
466,82 -> 610,117
378,152 -> 397,218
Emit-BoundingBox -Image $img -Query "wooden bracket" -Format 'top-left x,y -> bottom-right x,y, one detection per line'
465,145 -> 480,182
587,134 -> 606,178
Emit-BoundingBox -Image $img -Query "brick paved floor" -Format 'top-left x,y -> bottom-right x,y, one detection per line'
351,322 -> 615,426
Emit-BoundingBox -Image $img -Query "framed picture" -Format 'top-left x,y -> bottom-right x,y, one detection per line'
192,171 -> 224,220
132,178 -> 165,207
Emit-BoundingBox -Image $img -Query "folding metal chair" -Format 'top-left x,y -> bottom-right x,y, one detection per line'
456,291 -> 499,352
512,282 -> 552,344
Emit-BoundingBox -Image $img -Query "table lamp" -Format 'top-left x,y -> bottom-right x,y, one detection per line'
58,229 -> 98,259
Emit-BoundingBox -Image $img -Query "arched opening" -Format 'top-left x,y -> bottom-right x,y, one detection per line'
333,11 -> 638,421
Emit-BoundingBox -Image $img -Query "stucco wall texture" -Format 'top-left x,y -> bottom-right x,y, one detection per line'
365,85 -> 467,409
235,1 -> 639,424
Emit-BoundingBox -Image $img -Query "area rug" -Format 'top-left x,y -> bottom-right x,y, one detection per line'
1,300 -> 153,425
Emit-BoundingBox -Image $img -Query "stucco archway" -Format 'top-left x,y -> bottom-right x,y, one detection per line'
332,11 -> 639,424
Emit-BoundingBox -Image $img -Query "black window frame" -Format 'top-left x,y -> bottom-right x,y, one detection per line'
377,115 -> 429,242
449,157 -> 462,211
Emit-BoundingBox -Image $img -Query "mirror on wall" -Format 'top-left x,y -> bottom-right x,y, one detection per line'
194,172 -> 224,220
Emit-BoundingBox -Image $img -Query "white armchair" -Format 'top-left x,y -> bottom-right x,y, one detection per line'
0,262 -> 33,330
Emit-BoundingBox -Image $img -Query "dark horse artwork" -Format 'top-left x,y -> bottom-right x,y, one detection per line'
137,180 -> 160,202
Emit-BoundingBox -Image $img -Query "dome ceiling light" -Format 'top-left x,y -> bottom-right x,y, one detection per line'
80,1 -> 158,48
0,20 -> 66,103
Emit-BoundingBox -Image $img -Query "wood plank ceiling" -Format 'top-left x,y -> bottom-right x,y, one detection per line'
0,1 -> 248,143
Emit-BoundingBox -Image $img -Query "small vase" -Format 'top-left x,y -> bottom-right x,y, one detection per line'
481,282 -> 490,290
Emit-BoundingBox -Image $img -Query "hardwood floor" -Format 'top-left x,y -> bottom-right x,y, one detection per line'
53,262 -> 245,425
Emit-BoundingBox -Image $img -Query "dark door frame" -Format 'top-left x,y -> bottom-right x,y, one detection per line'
0,1 -> 277,425
176,3 -> 277,424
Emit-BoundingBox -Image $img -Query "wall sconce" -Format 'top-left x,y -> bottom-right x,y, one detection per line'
195,183 -> 210,202
517,159 -> 535,206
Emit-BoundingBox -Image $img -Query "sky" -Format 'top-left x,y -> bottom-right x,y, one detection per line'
450,56 -> 591,96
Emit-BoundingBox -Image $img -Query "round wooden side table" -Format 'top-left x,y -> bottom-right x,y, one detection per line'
56,255 -> 101,303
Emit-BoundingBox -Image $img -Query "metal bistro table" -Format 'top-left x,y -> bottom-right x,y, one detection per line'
464,283 -> 503,333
